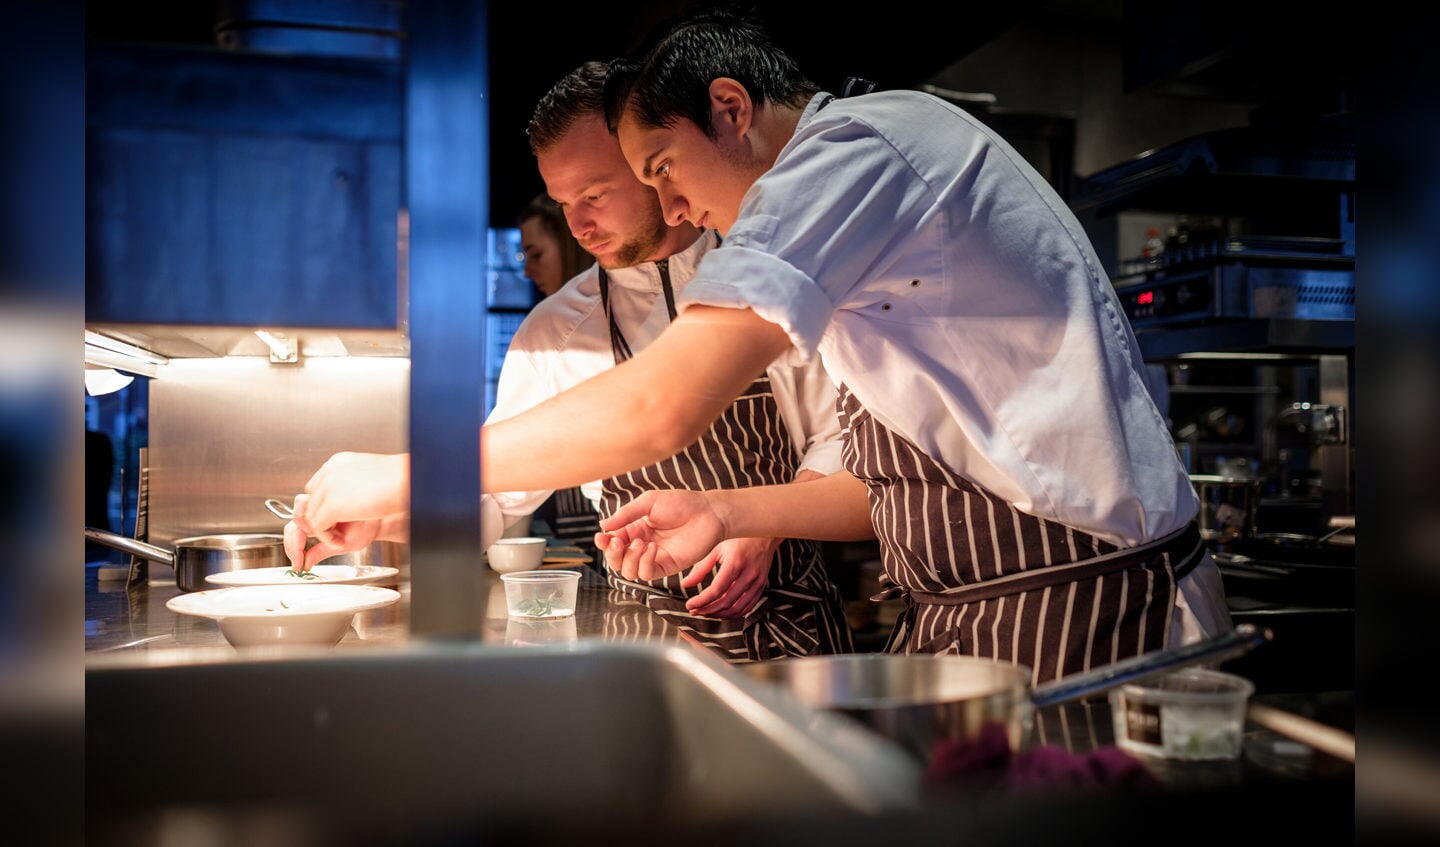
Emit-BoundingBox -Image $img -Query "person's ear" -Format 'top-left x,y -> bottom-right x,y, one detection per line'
707,77 -> 753,140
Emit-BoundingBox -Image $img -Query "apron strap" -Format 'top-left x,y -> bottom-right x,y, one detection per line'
815,79 -> 875,115
874,520 -> 1204,607
598,260 -> 676,365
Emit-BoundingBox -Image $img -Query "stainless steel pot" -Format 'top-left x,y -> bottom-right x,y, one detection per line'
741,624 -> 1271,760
1190,474 -> 1263,541
84,528 -> 287,592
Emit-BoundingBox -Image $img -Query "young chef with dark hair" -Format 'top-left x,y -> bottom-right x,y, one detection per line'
295,10 -> 1230,681
289,61 -> 854,661
584,9 -> 1232,681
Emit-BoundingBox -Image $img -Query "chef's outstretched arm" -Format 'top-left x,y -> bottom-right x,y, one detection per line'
288,306 -> 788,561
480,305 -> 792,493
596,472 -> 876,582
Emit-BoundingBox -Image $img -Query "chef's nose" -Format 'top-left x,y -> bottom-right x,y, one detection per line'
657,188 -> 688,228
565,208 -> 594,240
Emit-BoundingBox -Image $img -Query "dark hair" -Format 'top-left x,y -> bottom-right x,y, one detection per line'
527,60 -> 610,154
602,9 -> 818,139
516,192 -> 593,283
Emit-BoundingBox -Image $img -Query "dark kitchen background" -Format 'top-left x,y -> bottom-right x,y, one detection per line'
83,0 -> 1357,230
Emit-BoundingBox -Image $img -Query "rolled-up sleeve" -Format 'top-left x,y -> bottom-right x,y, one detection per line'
681,241 -> 834,364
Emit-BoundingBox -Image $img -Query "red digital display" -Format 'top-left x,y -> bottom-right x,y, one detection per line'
1137,291 -> 1154,305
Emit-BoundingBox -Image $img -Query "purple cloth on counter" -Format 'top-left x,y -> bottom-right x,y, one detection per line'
923,722 -> 1162,796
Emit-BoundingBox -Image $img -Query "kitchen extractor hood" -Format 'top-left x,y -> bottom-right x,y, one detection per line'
85,36 -> 405,345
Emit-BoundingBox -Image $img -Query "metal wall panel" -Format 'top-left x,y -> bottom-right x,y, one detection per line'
86,45 -> 403,328
149,357 -> 408,548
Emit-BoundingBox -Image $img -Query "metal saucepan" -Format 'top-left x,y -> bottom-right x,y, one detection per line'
83,528 -> 287,592
1189,474 -> 1263,541
741,624 -> 1272,760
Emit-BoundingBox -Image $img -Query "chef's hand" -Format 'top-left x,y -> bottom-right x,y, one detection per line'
299,452 -> 410,543
284,493 -> 387,571
596,489 -> 728,582
680,536 -> 776,619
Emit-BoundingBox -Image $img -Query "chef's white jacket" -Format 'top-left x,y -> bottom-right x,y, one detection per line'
681,91 -> 1230,640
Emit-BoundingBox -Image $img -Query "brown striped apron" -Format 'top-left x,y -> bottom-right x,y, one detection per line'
593,262 -> 854,663
837,384 -> 1204,685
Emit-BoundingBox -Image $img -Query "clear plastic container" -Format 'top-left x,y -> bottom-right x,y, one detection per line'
500,570 -> 580,619
1109,668 -> 1254,760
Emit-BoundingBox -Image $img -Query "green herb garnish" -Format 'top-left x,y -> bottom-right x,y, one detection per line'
516,597 -> 556,617
285,568 -> 320,580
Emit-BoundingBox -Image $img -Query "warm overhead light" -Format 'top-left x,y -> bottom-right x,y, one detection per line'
255,330 -> 299,363
84,366 -> 134,396
84,330 -> 167,378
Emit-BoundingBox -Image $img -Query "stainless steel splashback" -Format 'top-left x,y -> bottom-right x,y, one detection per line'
148,357 -> 408,548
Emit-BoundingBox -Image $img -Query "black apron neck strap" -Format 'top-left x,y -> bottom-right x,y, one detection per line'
599,259 -> 677,365
817,78 -> 876,114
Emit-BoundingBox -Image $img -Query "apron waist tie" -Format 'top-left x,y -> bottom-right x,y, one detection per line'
872,519 -> 1204,607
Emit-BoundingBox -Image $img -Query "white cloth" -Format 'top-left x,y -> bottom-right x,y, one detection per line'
481,230 -> 845,548
681,91 -> 1230,639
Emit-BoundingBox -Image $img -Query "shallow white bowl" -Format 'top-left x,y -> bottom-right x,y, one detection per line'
204,564 -> 400,587
486,536 -> 548,573
166,584 -> 401,649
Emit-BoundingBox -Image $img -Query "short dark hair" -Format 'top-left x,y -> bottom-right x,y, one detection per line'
603,9 -> 818,139
527,61 -> 610,154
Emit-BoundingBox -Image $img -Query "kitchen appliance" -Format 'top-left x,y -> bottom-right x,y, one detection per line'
1076,112 -> 1356,527
1114,235 -> 1354,329
1190,474 -> 1262,541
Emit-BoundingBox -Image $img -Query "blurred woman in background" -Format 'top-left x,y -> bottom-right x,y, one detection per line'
517,192 -> 593,298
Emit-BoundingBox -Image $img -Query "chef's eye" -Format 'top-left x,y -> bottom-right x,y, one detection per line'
657,162 -> 671,179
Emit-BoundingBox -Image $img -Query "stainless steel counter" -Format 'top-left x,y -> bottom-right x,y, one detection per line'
84,561 -> 1355,786
84,562 -> 1354,846
84,561 -> 686,661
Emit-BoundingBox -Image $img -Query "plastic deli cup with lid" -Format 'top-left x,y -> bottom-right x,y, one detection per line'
1109,668 -> 1255,761
500,570 -> 581,619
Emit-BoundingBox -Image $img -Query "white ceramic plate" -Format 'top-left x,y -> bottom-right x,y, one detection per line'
204,564 -> 400,587
166,584 -> 401,648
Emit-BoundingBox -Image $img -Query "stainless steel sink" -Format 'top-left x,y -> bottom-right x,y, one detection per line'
87,641 -> 922,845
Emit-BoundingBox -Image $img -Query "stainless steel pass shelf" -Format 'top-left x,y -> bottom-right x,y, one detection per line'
1135,319 -> 1354,360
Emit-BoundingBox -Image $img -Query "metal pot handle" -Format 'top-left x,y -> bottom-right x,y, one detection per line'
1030,623 -> 1272,708
264,498 -> 294,520
84,527 -> 176,567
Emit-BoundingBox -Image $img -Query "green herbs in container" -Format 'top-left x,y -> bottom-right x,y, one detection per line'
501,570 -> 581,619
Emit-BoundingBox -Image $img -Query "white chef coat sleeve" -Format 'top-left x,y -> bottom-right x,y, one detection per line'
479,494 -> 505,550
766,356 -> 844,478
682,108 -> 930,362
579,479 -> 604,506
484,335 -> 559,521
